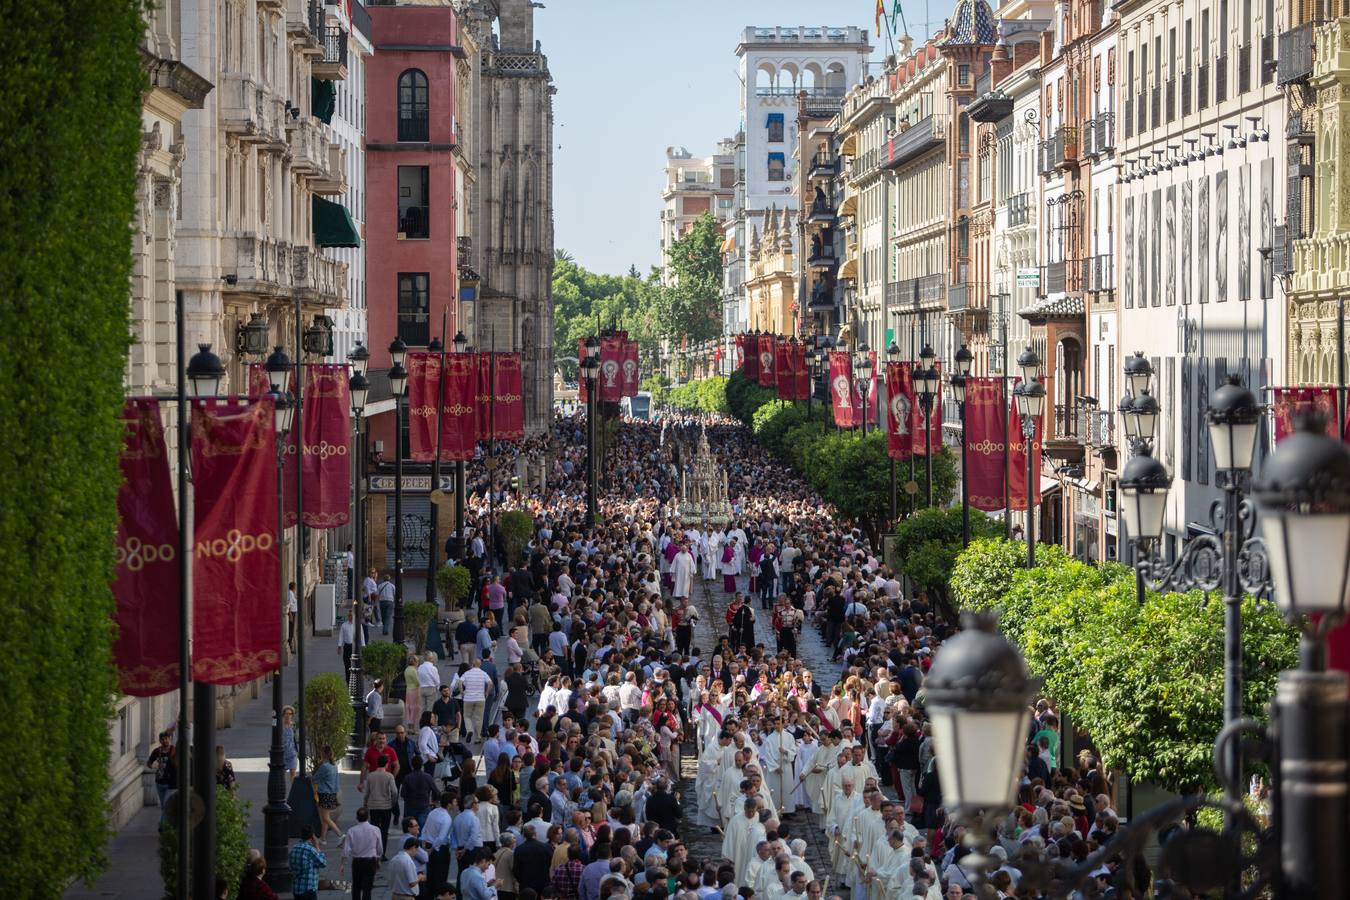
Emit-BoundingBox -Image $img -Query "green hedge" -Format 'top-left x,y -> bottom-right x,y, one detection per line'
893,507 -> 1002,616
0,0 -> 144,887
720,370 -> 957,536
950,538 -> 1298,790
660,376 -> 730,415
161,785 -> 251,900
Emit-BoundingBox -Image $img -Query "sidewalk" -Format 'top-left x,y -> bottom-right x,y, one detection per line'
67,575 -> 489,900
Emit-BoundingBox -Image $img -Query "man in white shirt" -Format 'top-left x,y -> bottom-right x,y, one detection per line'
459,660 -> 495,743
339,807 -> 384,896
417,652 -> 442,713
388,836 -> 423,898
377,574 -> 397,636
338,611 -> 357,678
618,672 -> 643,725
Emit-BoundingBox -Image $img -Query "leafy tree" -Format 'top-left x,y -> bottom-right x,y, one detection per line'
655,213 -> 723,344
301,673 -> 352,768
161,786 -> 250,900
401,602 -> 439,654
552,256 -> 662,359
498,510 -> 535,567
893,507 -> 1002,618
435,564 -> 472,608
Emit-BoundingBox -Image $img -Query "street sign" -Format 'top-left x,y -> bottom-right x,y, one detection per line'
1016,267 -> 1040,288
904,480 -> 920,495
429,488 -> 448,506
369,474 -> 454,493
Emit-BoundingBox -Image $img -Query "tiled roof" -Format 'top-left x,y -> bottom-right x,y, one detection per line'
1019,295 -> 1086,318
942,0 -> 999,46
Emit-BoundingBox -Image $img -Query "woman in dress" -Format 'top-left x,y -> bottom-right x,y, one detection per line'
487,752 -> 516,808
403,653 -> 422,728
280,705 -> 299,781
476,784 -> 502,850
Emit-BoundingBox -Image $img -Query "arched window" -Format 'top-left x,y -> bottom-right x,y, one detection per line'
500,172 -> 514,255
398,69 -> 429,141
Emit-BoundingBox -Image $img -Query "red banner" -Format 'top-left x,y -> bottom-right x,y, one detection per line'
758,334 -> 776,387
622,341 -> 640,397
792,342 -> 810,401
113,399 -> 181,696
829,351 -> 856,427
441,353 -> 479,461
964,377 -> 1007,511
407,352 -> 442,463
300,365 -> 350,528
775,339 -> 792,396
911,361 -> 943,456
885,362 -> 914,459
1273,387 -> 1340,442
734,334 -> 746,371
599,336 -> 623,403
743,335 -> 759,381
577,338 -> 590,402
491,352 -> 525,441
1007,386 -> 1044,511
191,398 -> 281,685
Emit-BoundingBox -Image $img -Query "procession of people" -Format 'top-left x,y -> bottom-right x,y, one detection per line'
238,405 -> 1134,900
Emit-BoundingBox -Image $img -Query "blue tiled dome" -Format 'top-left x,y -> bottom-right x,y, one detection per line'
942,0 -> 999,45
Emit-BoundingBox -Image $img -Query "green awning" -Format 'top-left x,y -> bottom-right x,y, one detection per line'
312,77 -> 335,125
312,196 -> 360,248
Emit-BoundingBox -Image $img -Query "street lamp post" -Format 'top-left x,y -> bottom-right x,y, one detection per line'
916,344 -> 939,507
448,331 -> 468,566
388,338 -> 408,643
184,340 -> 225,900
583,336 -> 600,525
1119,357 -> 1267,820
855,342 -> 872,437
345,349 -> 369,767
805,345 -> 817,417
953,344 -> 974,546
1013,347 -> 1045,567
262,349 -> 295,892
887,341 -> 901,522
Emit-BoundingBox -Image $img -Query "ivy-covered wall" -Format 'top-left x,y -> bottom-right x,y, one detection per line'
0,0 -> 145,886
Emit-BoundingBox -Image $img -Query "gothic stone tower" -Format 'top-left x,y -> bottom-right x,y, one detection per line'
459,0 -> 556,434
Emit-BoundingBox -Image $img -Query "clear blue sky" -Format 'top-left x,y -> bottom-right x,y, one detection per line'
540,0 -> 956,277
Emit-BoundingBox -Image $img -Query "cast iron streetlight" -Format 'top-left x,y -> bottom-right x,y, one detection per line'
345,357 -> 369,767
953,343 -> 974,545
582,337 -> 600,524
263,378 -> 295,892
448,330 -> 469,565
855,341 -> 873,436
388,339 -> 408,642
916,343 -> 939,507
1013,347 -> 1044,567
184,342 -> 225,900
887,341 -> 902,521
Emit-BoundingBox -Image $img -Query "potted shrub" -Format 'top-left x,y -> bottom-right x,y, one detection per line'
498,509 -> 535,567
436,563 -> 472,609
359,640 -> 408,729
302,672 -> 352,769
402,601 -> 439,655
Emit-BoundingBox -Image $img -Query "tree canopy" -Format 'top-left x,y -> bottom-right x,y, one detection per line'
551,256 -> 661,366
655,213 -> 724,344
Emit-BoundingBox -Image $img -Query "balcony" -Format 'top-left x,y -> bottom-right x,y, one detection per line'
1051,403 -> 1081,441
1090,254 -> 1114,293
289,116 -> 329,174
398,110 -> 430,142
807,247 -> 837,268
1047,260 -> 1067,295
457,235 -> 473,267
1008,192 -> 1032,227
1082,409 -> 1115,450
947,282 -> 969,311
1094,113 -> 1114,154
808,196 -> 836,225
313,27 -> 348,80
1279,23 -> 1317,85
883,114 -> 948,170
886,273 -> 946,309
219,73 -> 263,139
807,153 -> 839,179
286,0 -> 324,54
968,90 -> 1014,123
311,141 -> 347,195
398,205 -> 430,240
755,86 -> 846,99
224,234 -> 292,297
293,246 -> 346,304
257,92 -> 289,151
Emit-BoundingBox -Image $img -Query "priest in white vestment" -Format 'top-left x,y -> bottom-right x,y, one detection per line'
866,829 -> 912,900
761,722 -> 799,815
721,799 -> 765,885
824,778 -> 863,870
671,543 -> 695,599
845,790 -> 887,900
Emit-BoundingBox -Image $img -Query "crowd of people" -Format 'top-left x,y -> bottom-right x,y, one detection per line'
225,407 -> 1140,900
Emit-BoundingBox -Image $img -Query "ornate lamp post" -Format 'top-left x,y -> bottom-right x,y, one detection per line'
915,343 -> 939,507
854,341 -> 873,436
262,349 -> 295,892
345,353 -> 369,767
448,330 -> 468,564
805,345 -> 817,417
387,338 -> 408,642
952,343 -> 974,546
887,341 -> 902,522
1013,347 -> 1044,566
185,341 -> 225,900
582,336 -> 600,524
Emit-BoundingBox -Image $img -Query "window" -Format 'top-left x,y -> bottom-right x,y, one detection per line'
767,152 -> 785,181
959,64 -> 971,85
766,113 -> 785,143
397,69 -> 429,142
397,273 -> 430,345
398,166 -> 429,239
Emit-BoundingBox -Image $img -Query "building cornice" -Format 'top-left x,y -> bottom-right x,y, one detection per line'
140,48 -> 213,109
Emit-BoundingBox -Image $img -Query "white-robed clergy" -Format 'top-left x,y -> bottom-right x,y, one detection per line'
744,842 -> 776,895
818,748 -> 853,818
729,526 -> 747,573
866,829 -> 913,900
797,733 -> 827,813
672,544 -> 695,599
845,790 -> 888,900
715,751 -> 752,826
786,839 -> 814,886
824,777 -> 863,872
721,799 -> 766,885
760,721 -> 799,815
695,731 -> 731,827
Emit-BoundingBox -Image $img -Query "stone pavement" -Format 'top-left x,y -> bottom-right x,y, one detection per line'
676,572 -> 848,896
67,575 -> 497,900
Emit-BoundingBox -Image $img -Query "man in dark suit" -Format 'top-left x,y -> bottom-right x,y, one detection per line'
512,824 -> 554,895
644,777 -> 682,832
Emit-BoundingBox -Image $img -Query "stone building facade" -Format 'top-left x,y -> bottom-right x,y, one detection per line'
458,0 -> 556,434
